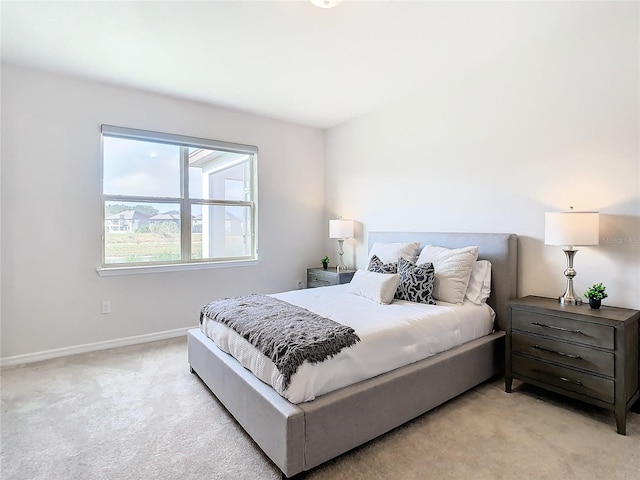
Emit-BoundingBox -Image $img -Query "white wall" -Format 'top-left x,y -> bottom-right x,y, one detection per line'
1,64 -> 325,359
324,2 -> 640,309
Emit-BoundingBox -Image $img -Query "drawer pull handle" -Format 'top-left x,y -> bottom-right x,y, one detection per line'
559,376 -> 583,386
531,322 -> 584,335
532,344 -> 582,360
533,369 -> 583,387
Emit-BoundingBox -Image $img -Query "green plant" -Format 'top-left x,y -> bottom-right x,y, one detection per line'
584,282 -> 608,301
321,256 -> 330,265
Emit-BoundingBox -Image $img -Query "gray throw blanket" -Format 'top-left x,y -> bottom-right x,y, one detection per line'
200,294 -> 360,390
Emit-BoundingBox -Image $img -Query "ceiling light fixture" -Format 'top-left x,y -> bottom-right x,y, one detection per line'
310,0 -> 342,8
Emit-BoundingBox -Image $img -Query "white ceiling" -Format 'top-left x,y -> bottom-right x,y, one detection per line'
1,1 -> 547,129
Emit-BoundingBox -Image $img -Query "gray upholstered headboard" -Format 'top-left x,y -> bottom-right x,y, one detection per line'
368,232 -> 518,332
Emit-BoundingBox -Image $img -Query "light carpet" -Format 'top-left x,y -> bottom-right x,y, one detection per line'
1,336 -> 638,479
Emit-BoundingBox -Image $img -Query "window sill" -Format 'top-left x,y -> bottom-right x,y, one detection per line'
96,259 -> 258,276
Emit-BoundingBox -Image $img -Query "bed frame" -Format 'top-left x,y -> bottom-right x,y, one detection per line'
188,232 -> 518,478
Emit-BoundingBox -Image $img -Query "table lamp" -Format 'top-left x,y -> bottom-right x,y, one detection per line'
545,210 -> 599,305
329,218 -> 354,271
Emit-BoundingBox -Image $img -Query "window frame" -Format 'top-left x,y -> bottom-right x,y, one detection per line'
98,125 -> 258,274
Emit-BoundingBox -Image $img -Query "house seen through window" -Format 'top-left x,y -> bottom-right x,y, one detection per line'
101,125 -> 257,267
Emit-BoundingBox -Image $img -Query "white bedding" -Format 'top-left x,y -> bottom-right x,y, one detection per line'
200,284 -> 495,403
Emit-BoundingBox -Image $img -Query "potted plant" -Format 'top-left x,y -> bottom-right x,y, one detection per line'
321,256 -> 330,270
584,282 -> 608,309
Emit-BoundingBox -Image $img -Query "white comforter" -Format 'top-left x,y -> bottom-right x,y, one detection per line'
200,284 -> 495,404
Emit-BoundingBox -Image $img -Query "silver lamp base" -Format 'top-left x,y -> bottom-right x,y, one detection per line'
559,294 -> 582,306
558,248 -> 582,305
336,238 -> 347,271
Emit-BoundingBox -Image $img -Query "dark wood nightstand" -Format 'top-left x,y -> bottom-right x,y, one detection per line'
306,268 -> 355,288
505,295 -> 639,435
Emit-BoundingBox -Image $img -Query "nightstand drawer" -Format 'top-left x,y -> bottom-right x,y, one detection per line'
308,271 -> 338,288
307,268 -> 355,289
309,270 -> 338,283
512,332 -> 614,377
308,278 -> 334,288
513,355 -> 614,404
512,310 -> 614,349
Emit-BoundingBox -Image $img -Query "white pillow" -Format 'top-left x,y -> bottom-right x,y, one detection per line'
346,269 -> 400,305
417,245 -> 479,304
368,242 -> 420,264
465,260 -> 492,305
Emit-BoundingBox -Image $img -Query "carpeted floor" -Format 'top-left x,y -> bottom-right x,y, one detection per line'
1,336 -> 638,479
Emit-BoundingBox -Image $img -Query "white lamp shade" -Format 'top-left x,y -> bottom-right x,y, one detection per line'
329,219 -> 354,239
545,212 -> 600,246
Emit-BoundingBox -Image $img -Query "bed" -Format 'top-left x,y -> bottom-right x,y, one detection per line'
188,232 -> 518,478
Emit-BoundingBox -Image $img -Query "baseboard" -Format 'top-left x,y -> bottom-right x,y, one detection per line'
0,327 -> 191,367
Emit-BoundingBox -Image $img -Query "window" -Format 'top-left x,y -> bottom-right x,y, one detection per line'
100,125 -> 258,269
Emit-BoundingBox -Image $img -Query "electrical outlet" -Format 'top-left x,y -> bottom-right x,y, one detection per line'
101,300 -> 111,314
297,280 -> 304,290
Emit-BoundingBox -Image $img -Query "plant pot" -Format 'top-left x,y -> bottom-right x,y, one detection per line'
322,263 -> 328,270
589,298 -> 601,309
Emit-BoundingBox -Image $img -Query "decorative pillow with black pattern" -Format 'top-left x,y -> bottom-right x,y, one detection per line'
395,257 -> 436,304
367,254 -> 397,274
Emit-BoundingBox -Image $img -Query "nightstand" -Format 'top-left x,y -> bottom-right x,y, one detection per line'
505,296 -> 639,435
306,268 -> 355,288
